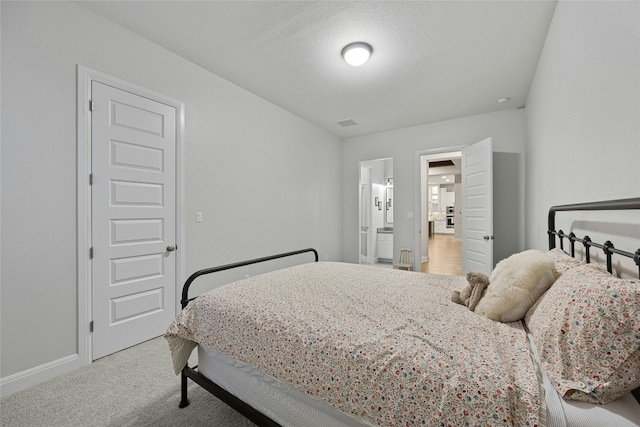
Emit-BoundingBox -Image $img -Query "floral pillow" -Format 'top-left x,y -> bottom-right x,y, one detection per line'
546,248 -> 584,278
525,264 -> 640,404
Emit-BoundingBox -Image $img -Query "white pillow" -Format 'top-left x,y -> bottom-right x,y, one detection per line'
474,249 -> 556,322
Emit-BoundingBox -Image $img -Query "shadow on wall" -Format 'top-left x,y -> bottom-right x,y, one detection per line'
569,220 -> 640,278
493,152 -> 522,266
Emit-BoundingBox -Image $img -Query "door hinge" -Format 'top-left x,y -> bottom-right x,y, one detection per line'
90,321 -> 94,333
89,173 -> 93,185
89,100 -> 94,112
89,247 -> 94,259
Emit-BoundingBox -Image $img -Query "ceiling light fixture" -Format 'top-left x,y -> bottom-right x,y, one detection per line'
341,42 -> 373,67
497,98 -> 510,104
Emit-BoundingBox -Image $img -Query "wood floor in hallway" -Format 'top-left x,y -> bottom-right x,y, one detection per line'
421,234 -> 462,276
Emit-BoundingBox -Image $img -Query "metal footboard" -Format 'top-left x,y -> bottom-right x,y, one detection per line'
177,247 -> 318,426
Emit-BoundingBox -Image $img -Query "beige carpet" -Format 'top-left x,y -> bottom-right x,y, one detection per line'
1,337 -> 257,427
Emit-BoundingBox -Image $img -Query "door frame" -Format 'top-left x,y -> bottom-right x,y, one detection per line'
413,145 -> 467,270
76,65 -> 185,365
358,163 -> 374,264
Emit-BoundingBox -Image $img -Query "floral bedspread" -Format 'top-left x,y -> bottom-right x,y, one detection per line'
165,262 -> 543,426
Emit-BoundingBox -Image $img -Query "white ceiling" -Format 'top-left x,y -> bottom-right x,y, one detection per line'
76,1 -> 558,139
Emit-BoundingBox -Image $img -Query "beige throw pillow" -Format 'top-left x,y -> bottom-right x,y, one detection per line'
475,250 -> 556,322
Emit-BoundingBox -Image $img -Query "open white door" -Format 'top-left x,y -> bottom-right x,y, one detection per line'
461,137 -> 493,275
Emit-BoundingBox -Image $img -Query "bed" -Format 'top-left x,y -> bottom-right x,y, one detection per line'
165,198 -> 640,426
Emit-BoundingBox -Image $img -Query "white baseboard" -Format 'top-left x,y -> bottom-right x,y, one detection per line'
1,354 -> 80,397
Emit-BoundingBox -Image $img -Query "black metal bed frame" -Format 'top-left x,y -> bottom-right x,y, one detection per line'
548,197 -> 640,404
178,248 -> 318,426
175,198 -> 640,424
547,198 -> 640,277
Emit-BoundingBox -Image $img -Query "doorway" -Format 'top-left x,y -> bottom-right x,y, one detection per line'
359,158 -> 393,268
420,152 -> 462,275
77,66 -> 184,365
414,138 -> 493,276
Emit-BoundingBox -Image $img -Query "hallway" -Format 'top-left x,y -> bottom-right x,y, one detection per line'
421,234 -> 462,276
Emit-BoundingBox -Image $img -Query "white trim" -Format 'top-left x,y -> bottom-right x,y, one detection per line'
76,66 -> 185,366
176,92 -> 186,314
0,355 -> 80,397
413,146 -> 467,270
77,66 -> 92,367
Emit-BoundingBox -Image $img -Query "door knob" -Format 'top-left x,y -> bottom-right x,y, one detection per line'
166,245 -> 176,252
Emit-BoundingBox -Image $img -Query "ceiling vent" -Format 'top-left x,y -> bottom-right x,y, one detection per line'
337,118 -> 358,127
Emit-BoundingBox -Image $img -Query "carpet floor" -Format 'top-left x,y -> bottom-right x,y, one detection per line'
1,337 -> 257,427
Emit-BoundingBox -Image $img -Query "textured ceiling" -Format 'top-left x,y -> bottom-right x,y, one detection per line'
77,1 -> 558,138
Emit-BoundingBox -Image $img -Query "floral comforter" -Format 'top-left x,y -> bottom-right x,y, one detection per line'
165,262 -> 543,426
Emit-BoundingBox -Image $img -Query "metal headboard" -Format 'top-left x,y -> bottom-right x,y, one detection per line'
548,198 -> 640,405
548,198 -> 640,278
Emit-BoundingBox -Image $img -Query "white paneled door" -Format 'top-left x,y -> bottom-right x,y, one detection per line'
461,137 -> 493,276
91,82 -> 177,359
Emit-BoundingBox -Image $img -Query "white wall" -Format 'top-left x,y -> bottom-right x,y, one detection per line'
525,1 -> 640,263
342,108 -> 526,267
1,1 -> 342,388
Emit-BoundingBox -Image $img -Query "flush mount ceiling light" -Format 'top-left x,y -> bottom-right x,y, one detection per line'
341,42 -> 373,67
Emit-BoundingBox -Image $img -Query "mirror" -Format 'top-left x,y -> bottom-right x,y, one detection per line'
385,186 -> 393,223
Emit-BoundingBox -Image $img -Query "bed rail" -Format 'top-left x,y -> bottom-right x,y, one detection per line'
178,247 -> 318,423
181,247 -> 319,308
547,198 -> 640,277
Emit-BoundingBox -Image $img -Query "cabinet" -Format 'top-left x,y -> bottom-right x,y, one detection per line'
435,219 -> 454,235
429,185 -> 440,212
442,191 -> 455,208
377,233 -> 393,261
